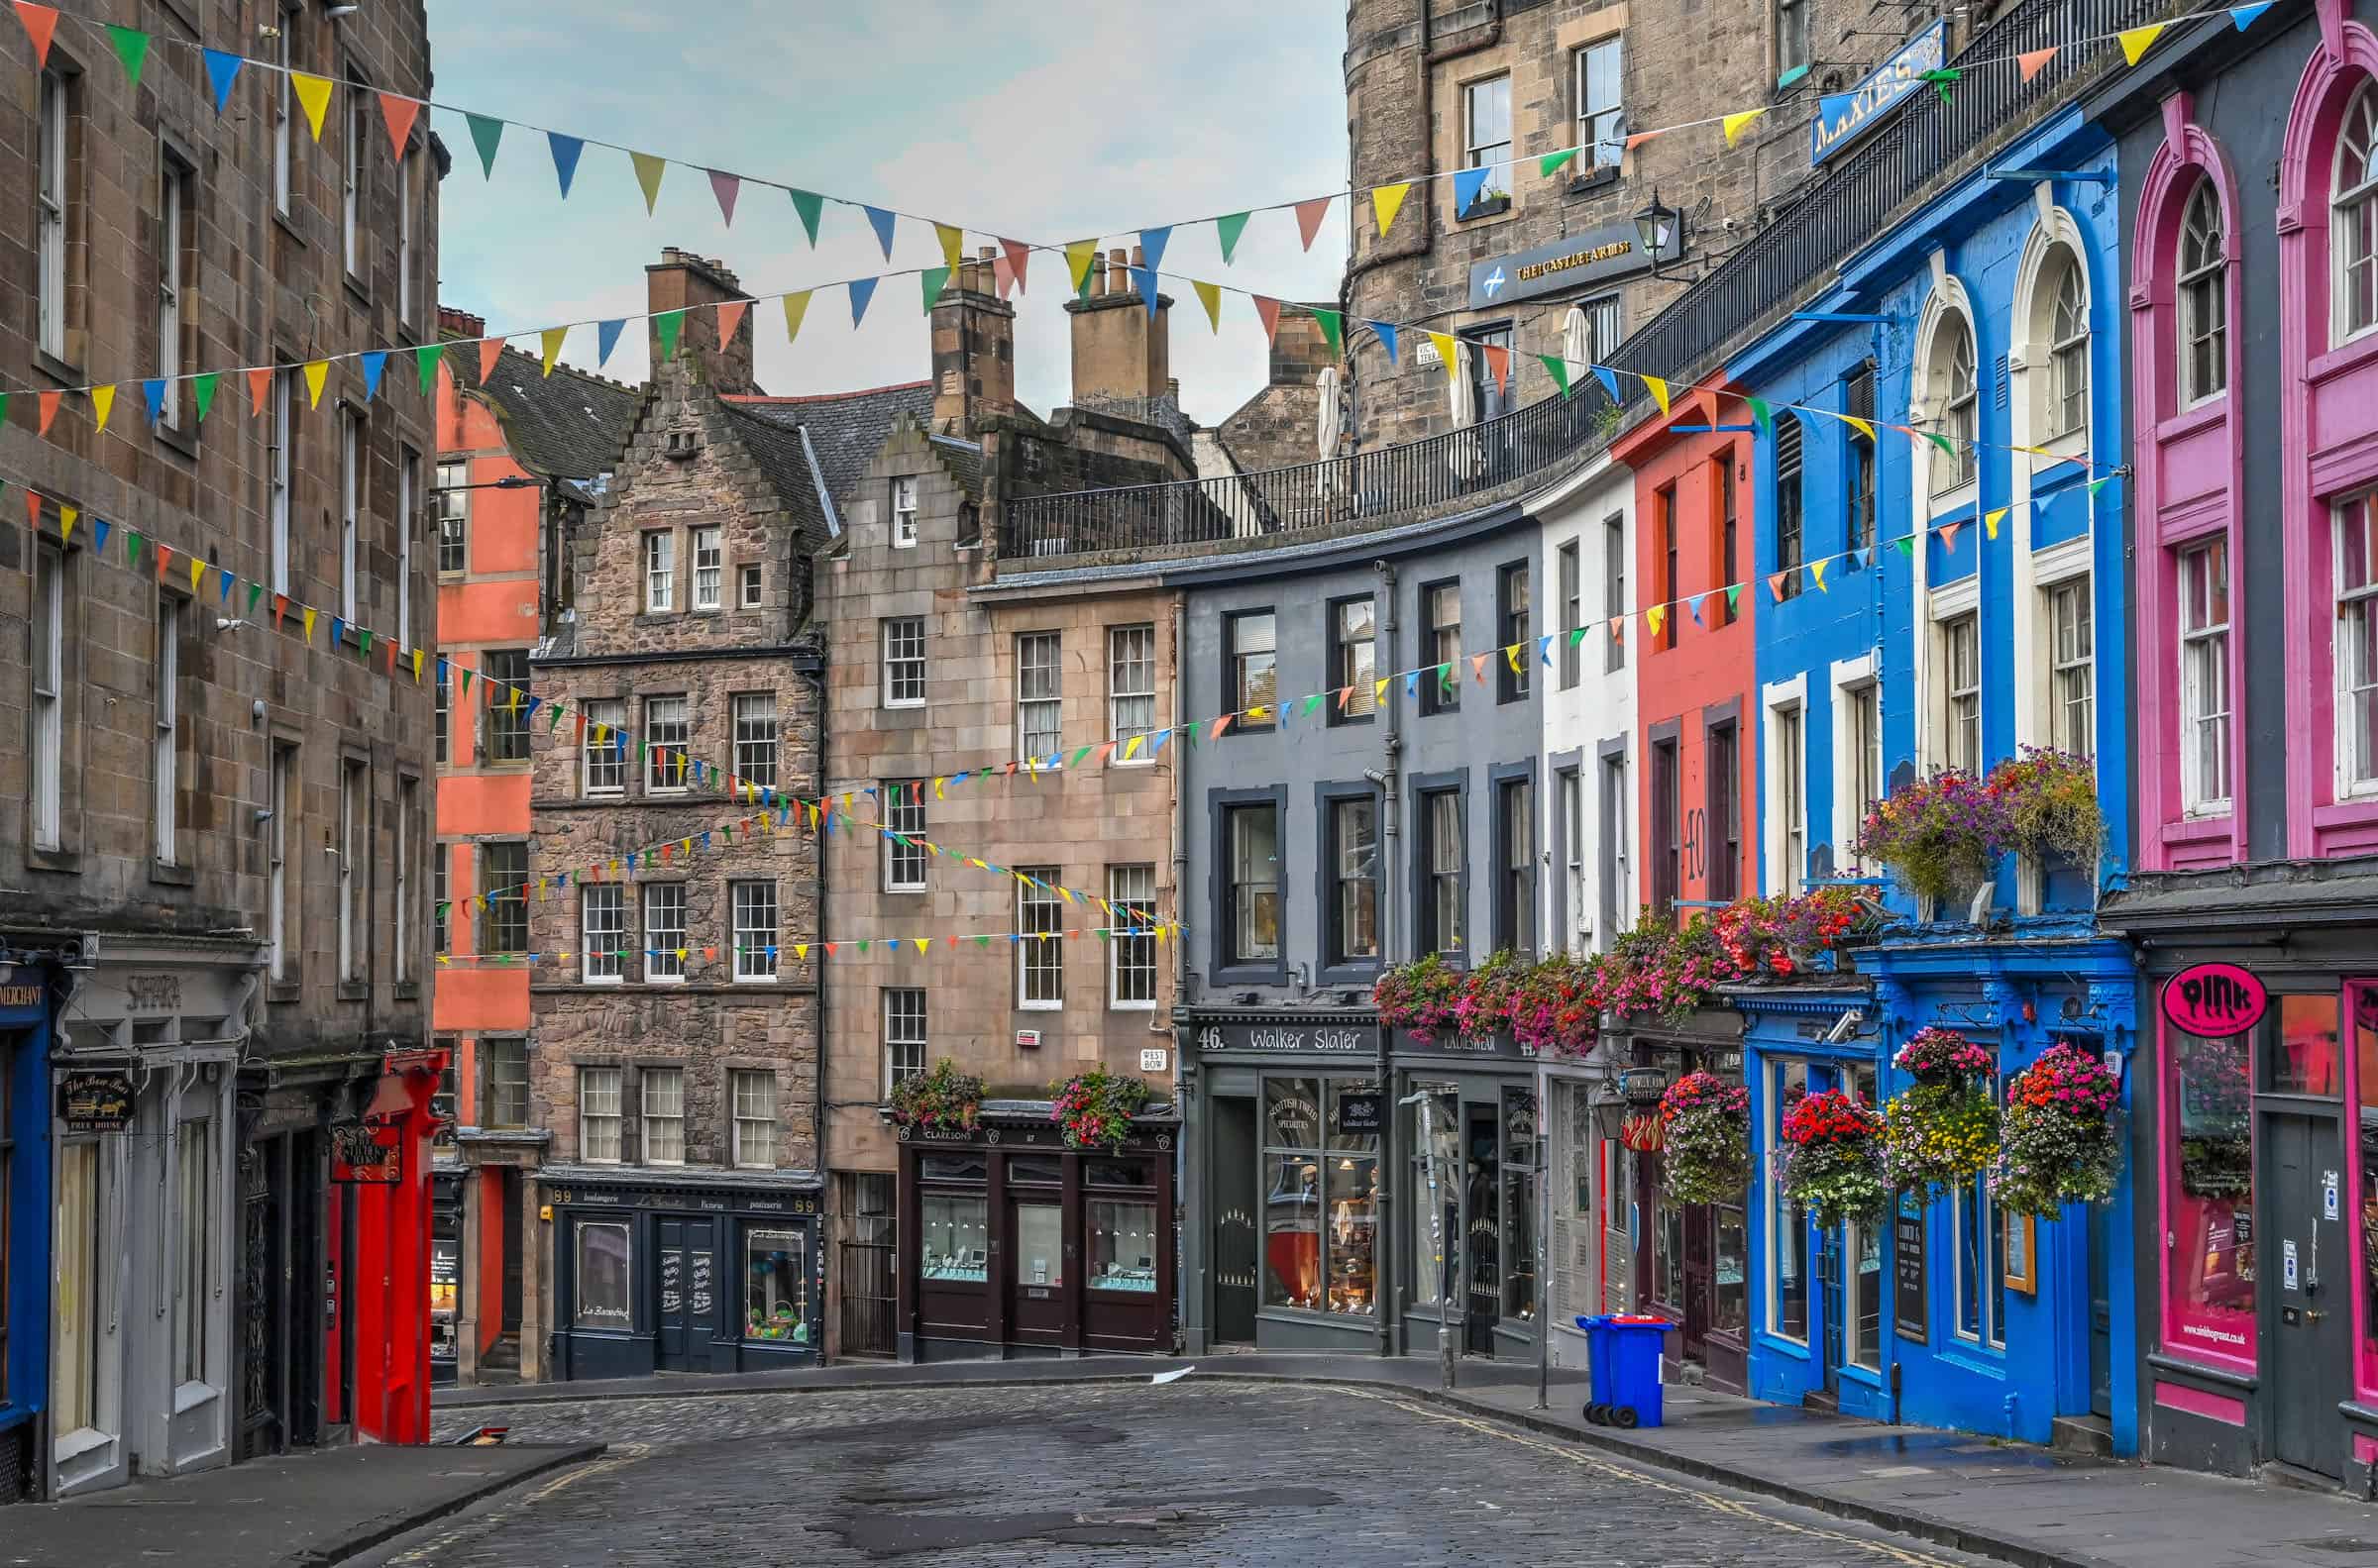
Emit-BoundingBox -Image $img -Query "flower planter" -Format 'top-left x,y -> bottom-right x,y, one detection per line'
1990,1043 -> 2122,1216
1880,1027 -> 2000,1194
1776,1090 -> 1892,1226
1659,1072 -> 1753,1204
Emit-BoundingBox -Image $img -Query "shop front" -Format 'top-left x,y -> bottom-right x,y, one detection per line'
1392,1031 -> 1547,1366
429,1166 -> 464,1387
545,1169 -> 822,1380
1179,1009 -> 1383,1357
0,944 -> 66,1505
337,1050 -> 447,1443
897,1101 -> 1177,1363
1597,1011 -> 1750,1393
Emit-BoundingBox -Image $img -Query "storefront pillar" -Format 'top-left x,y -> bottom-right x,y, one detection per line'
342,1050 -> 446,1444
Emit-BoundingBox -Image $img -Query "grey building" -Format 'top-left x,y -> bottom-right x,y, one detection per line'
1168,499 -> 1549,1361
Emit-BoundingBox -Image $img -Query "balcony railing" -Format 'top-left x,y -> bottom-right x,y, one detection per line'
1000,375 -> 1617,561
1001,0 -> 2176,565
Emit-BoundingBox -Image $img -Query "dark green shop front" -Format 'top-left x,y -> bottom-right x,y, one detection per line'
544,1168 -> 821,1380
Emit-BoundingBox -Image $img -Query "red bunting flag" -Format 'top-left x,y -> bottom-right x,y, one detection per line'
37,389 -> 60,436
1940,520 -> 1964,552
1335,684 -> 1352,712
1293,196 -> 1332,252
246,367 -> 271,416
13,3 -> 57,67
1769,572 -> 1788,601
272,593 -> 289,629
707,168 -> 741,227
2017,47 -> 2057,82
378,90 -> 420,158
155,545 -> 171,581
716,298 -> 748,345
1481,344 -> 1511,395
1470,652 -> 1490,683
1252,296 -> 1282,345
999,238 -> 1030,294
478,338 -> 503,384
23,491 -> 40,532
1212,713 -> 1235,740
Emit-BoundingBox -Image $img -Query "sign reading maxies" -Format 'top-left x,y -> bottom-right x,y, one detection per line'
1811,22 -> 1947,167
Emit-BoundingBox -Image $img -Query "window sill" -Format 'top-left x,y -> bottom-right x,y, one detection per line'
33,347 -> 85,388
1754,1330 -> 1812,1361
2029,429 -> 2089,469
732,977 -> 780,987
393,982 -> 420,1002
2163,811 -> 2232,844
582,977 -> 625,988
2310,328 -> 2378,385
882,700 -> 926,712
171,1379 -> 220,1417
269,981 -> 302,1006
150,858 -> 196,889
1107,999 -> 1159,1013
53,1425 -> 113,1466
336,980 -> 370,1003
1566,166 -> 1622,198
1018,1000 -> 1064,1013
885,885 -> 929,896
272,208 -> 308,250
343,270 -> 372,310
1326,714 -> 1377,729
156,418 -> 200,464
26,846 -> 82,876
1210,962 -> 1291,989
1316,960 -> 1382,989
2156,398 -> 2227,445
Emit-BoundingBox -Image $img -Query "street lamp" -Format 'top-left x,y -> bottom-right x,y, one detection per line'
1634,189 -> 1682,271
430,474 -> 537,494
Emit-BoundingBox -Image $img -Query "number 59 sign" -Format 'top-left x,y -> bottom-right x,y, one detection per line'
2161,961 -> 2267,1039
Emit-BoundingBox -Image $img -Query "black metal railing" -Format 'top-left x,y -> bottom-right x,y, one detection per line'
1001,374 -> 1616,559
1001,0 -> 2179,564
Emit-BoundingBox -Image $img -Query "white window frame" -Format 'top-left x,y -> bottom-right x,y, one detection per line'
342,99 -> 366,278
1463,74 -> 1511,185
2341,83 -> 2378,346
2179,538 -> 2233,815
881,616 -> 925,708
582,697 -> 626,795
1109,864 -> 1157,1009
1762,678 -> 1806,898
732,691 -> 778,787
579,1067 -> 622,1162
643,883 -> 686,983
1109,624 -> 1155,752
693,525 -> 723,610
436,460 -> 468,575
739,562 -> 764,609
1830,654 -> 1881,873
397,448 -> 418,646
1560,768 -> 1585,953
2179,181 -> 2228,406
644,694 -> 690,794
1576,37 -> 1623,169
1018,869 -> 1064,1009
38,69 -> 68,362
641,1067 -> 686,1164
891,475 -> 919,548
732,880 -> 779,983
155,599 -> 180,864
395,147 -> 415,324
884,782 -> 927,892
1764,1057 -> 1808,1343
2047,571 -> 2097,762
340,407 -> 364,620
1018,631 -> 1063,759
2339,494 -> 2378,797
337,758 -> 361,981
158,156 -> 189,432
32,544 -> 64,851
582,886 -> 625,984
271,18 -> 292,215
731,1070 -> 777,1167
2045,251 -> 2090,444
883,990 -> 926,1091
271,370 -> 294,593
172,1114 -> 215,1393
1930,312 -> 1979,494
643,530 -> 675,613
1941,610 -> 1981,775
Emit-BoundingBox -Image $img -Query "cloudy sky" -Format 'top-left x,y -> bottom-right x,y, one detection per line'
426,1 -> 1349,427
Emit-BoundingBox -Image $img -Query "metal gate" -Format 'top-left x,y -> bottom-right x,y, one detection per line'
837,1239 -> 896,1357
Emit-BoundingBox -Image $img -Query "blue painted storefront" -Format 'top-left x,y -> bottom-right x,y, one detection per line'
1726,107 -> 2141,1452
0,956 -> 59,1488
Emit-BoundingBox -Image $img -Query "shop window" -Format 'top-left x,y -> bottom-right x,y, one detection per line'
1089,1201 -> 1159,1293
54,1141 -> 102,1435
1502,1089 -> 1539,1322
921,1194 -> 988,1282
1262,1079 -> 1325,1311
1016,1202 -> 1064,1287
2166,1027 -> 2254,1365
1008,1153 -> 1064,1185
1765,1057 -> 1809,1342
744,1229 -> 809,1344
574,1221 -> 632,1329
2355,988 -> 2378,1390
1716,1198 -> 1749,1340
2267,993 -> 2343,1096
1953,1173 -> 2007,1348
174,1117 -> 213,1388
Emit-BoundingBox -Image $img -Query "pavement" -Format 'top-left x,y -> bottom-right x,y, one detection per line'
428,1353 -> 2378,1568
0,1439 -> 604,1568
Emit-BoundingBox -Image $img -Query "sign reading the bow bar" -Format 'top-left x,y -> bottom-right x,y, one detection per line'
1466,220 -> 1667,310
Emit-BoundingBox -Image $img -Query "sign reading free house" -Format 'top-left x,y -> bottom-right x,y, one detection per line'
1811,21 -> 1947,166
1466,219 -> 1667,310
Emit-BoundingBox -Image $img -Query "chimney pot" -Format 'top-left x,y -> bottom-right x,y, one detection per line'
1090,253 -> 1107,297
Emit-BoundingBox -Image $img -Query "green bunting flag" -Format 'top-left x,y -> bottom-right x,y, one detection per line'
2087,474 -> 2113,497
247,581 -> 264,616
1536,355 -> 1571,397
1746,395 -> 1773,433
1919,66 -> 1961,104
788,189 -> 823,247
655,310 -> 685,362
106,25 -> 150,89
192,371 -> 219,422
1540,148 -> 1578,178
1311,308 -> 1344,356
1300,692 -> 1324,716
1069,746 -> 1091,767
126,530 -> 143,568
1921,431 -> 1958,459
1214,211 -> 1250,265
920,266 -> 950,311
973,934 -> 991,948
416,343 -> 443,395
1894,535 -> 1917,557
1726,583 -> 1743,613
466,113 -> 504,178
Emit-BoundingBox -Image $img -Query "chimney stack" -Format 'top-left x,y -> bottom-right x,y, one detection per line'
1065,243 -> 1171,408
644,247 -> 758,395
929,243 -> 1016,435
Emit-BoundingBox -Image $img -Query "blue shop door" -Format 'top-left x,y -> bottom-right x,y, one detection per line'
656,1217 -> 717,1372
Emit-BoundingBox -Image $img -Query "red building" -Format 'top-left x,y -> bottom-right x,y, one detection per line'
1605,383 -> 1761,1392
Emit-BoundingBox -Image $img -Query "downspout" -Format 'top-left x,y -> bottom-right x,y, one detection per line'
1168,589 -> 1193,1356
1375,558 -> 1400,1358
799,661 -> 831,1367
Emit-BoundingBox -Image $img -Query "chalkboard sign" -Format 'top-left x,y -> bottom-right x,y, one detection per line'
660,1251 -> 684,1313
1334,1093 -> 1384,1135
1893,1193 -> 1928,1342
690,1251 -> 713,1315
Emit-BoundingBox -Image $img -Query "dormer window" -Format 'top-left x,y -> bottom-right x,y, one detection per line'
665,429 -> 701,460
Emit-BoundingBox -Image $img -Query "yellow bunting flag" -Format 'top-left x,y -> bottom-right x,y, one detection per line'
303,360 -> 331,408
301,607 -> 317,644
1065,240 -> 1100,294
1646,603 -> 1667,636
1427,331 -> 1460,381
630,151 -> 667,214
1123,734 -> 1145,761
1722,109 -> 1767,148
1372,181 -> 1412,236
412,649 -> 425,682
1841,413 -> 1875,440
2118,23 -> 2165,65
1374,677 -> 1390,704
89,385 -> 115,431
1505,644 -> 1524,674
783,289 -> 811,348
289,71 -> 334,142
1984,506 -> 2007,540
188,556 -> 205,591
1643,375 -> 1672,415
59,506 -> 75,544
541,327 -> 567,375
1193,278 -> 1223,332
1809,559 -> 1829,592
934,222 -> 964,271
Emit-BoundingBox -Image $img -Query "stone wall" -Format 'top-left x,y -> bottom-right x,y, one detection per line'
1217,313 -> 1335,474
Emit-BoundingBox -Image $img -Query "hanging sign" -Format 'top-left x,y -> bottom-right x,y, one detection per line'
1334,1092 -> 1384,1135
2161,962 -> 2268,1039
332,1121 -> 401,1184
1811,22 -> 1947,166
1466,219 -> 1665,310
59,1070 -> 135,1131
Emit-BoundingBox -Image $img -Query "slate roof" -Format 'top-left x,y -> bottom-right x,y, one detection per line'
727,381 -> 936,517
721,403 -> 836,550
928,434 -> 983,494
472,348 -> 642,484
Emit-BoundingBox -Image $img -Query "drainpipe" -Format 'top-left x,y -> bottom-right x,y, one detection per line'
1375,558 -> 1401,1359
1168,590 -> 1194,1355
799,661 -> 831,1367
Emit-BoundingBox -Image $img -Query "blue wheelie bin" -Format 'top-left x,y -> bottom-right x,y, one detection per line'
1573,1315 -> 1614,1424
1601,1314 -> 1673,1428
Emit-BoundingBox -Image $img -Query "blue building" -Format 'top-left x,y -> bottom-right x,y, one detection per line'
0,938 -> 63,1504
1728,103 -> 2141,1453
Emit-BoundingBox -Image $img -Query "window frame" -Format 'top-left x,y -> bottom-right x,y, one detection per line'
37,67 -> 70,363
2179,180 -> 2229,406
1109,623 -> 1156,752
891,475 -> 919,548
731,690 -> 779,788
884,989 -> 927,1091
643,693 -> 691,793
157,150 -> 194,433
1941,611 -> 1983,775
482,1037 -> 529,1130
1931,312 -> 1980,494
483,648 -> 533,765
692,525 -> 723,611
271,369 -> 294,592
731,880 -> 779,983
881,615 -> 926,708
730,1070 -> 777,1169
1328,594 -> 1378,724
1776,0 -> 1809,83
342,97 -> 367,280
1225,609 -> 1278,727
154,596 -> 182,865
31,542 -> 64,851
1421,580 -> 1462,715
1774,418 -> 1804,597
739,562 -> 764,608
641,1067 -> 686,1164
1108,864 -> 1159,1008
1017,631 -> 1064,759
1558,540 -> 1583,689
1705,716 -> 1740,903
1575,37 -> 1624,169
1462,73 -> 1512,187
1412,777 -> 1468,961
2339,495 -> 2378,796
336,756 -> 363,983
2046,250 -> 2091,443
883,780 -> 928,892
339,406 -> 365,620
436,460 -> 469,575
1496,562 -> 1532,703
1017,868 -> 1065,1009
1491,768 -> 1537,957
1603,515 -> 1628,673
481,841 -> 529,955
1210,786 -> 1289,982
1319,784 -> 1382,978
1772,700 -> 1805,896
2048,574 -> 2098,762
582,885 -> 625,985
581,697 -> 626,796
2180,536 -> 2234,815
643,882 -> 687,984
578,1067 -> 623,1163
642,529 -> 676,614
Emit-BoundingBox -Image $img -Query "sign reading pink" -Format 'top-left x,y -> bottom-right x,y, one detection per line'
2161,962 -> 2268,1038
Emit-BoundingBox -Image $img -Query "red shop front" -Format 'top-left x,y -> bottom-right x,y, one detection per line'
325,1049 -> 449,1445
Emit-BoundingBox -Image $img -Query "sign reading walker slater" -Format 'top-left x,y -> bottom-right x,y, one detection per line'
1192,1020 -> 1372,1055
1466,220 -> 1667,310
1811,22 -> 1946,166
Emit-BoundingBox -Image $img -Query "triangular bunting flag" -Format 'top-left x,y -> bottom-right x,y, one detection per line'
1139,226 -> 1171,274
2231,2 -> 2272,27
1647,604 -> 1667,635
88,384 -> 115,431
1539,355 -> 1571,396
629,151 -> 666,214
862,205 -> 897,261
193,371 -> 219,421
1625,129 -> 1663,152
548,133 -> 587,198
540,327 -> 567,376
1294,196 -> 1333,251
1482,343 -> 1510,394
1727,583 -> 1743,613
378,90 -> 419,158
2088,474 -> 2114,497
1984,506 -> 2007,540
38,388 -> 60,435
289,71 -> 334,143
595,318 -> 625,366
202,48 -> 241,111
716,298 -> 748,345
1841,413 -> 1875,440
360,350 -> 387,402
849,276 -> 876,327
786,188 -> 823,246
1252,296 -> 1282,344
1809,559 -> 1829,592
1746,395 -> 1773,433
707,168 -> 741,226
921,266 -> 952,311
1428,332 -> 1459,379
782,291 -> 811,348
999,237 -> 1029,293
1894,534 -> 1916,558
1065,239 -> 1100,294
105,25 -> 149,89
1769,572 -> 1789,601
1374,322 -> 1400,365
1312,308 -> 1344,356
1722,109 -> 1766,148
141,379 -> 165,424
1372,182 -> 1411,236
1453,166 -> 1492,217
465,113 -> 503,177
1215,211 -> 1250,264
1940,520 -> 1964,552
1193,278 -> 1223,332
1593,365 -> 1622,402
1541,147 -> 1578,179
655,310 -> 685,362
302,361 -> 330,408
2118,22 -> 2166,65
2017,47 -> 2058,82
413,345 -> 442,396
1643,375 -> 1672,415
1686,593 -> 1706,624
478,337 -> 502,383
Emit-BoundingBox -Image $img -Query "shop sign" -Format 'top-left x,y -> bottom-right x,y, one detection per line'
58,1070 -> 135,1131
1810,22 -> 1946,166
332,1122 -> 401,1184
1334,1092 -> 1384,1135
2161,962 -> 2267,1039
1893,1190 -> 1928,1342
1465,219 -> 1666,309
1193,1021 -> 1369,1055
0,982 -> 47,1015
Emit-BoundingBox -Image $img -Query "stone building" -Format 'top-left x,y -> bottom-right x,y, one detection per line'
520,252 -> 928,1379
817,255 -> 1190,1361
1342,0 -> 1957,447
0,0 -> 442,1498
427,310 -> 638,1388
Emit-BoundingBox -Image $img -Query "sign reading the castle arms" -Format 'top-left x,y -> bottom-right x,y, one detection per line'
332,1122 -> 402,1184
59,1071 -> 135,1131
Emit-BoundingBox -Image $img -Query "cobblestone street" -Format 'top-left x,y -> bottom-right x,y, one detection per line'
383,1382 -> 2005,1566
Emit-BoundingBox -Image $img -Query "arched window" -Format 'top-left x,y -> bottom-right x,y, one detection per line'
2178,180 -> 2227,403
2335,83 -> 2378,341
2046,250 -> 2089,441
1926,310 -> 1978,494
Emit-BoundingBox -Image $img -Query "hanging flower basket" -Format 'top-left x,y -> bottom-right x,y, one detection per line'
1496,951 -> 1600,1058
1050,1066 -> 1152,1152
1373,953 -> 1467,1041
1880,1026 -> 2000,1193
889,1059 -> 985,1132
1853,769 -> 2013,906
1453,949 -> 1526,1042
1776,1089 -> 1892,1226
1712,885 -> 1872,979
1991,1043 -> 2122,1216
1989,746 -> 2105,871
1659,1071 -> 1753,1204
